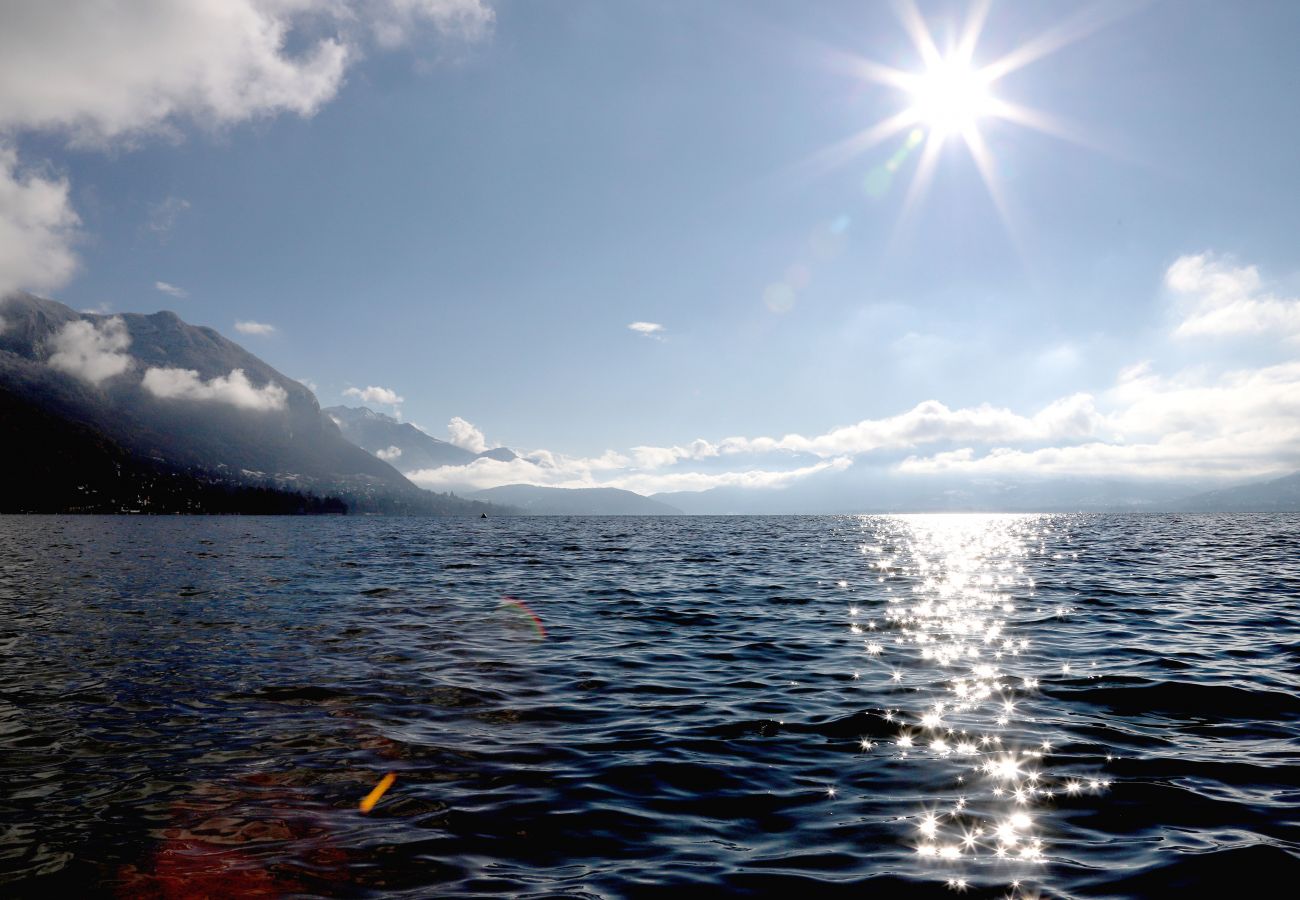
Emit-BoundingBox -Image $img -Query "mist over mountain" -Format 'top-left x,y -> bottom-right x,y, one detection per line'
324,405 -> 517,471
469,484 -> 683,516
1163,472 -> 1300,512
0,293 -> 501,515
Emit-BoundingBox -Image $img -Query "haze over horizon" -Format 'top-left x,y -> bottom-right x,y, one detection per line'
4,0 -> 1299,501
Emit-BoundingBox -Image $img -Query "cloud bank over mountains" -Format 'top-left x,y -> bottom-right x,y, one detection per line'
400,253 -> 1300,495
0,0 -> 496,297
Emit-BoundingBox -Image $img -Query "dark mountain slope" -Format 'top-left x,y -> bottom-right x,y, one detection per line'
0,292 -> 502,515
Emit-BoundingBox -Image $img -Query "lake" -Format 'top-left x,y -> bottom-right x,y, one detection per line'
1,514 -> 1297,897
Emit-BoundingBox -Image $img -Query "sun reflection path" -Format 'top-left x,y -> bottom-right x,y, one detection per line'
846,514 -> 1110,896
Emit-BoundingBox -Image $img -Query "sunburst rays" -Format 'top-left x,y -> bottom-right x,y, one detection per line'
803,0 -> 1137,241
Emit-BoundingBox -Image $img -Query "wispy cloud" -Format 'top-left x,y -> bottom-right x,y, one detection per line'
234,319 -> 275,336
147,197 -> 190,238
376,445 -> 402,462
371,0 -> 496,48
627,321 -> 665,339
155,280 -> 187,298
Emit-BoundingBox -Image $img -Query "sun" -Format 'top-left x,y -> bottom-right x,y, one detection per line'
906,58 -> 993,138
797,0 -> 1122,241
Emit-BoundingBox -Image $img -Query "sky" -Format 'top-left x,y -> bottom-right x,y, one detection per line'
3,0 -> 1300,498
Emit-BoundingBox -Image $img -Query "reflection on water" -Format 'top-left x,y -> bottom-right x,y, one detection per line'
854,515 -> 1109,896
2,514 -> 1298,896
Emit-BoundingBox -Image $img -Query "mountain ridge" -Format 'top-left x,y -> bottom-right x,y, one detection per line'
0,292 -> 504,515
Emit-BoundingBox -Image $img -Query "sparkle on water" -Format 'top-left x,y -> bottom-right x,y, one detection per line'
847,514 -> 1112,896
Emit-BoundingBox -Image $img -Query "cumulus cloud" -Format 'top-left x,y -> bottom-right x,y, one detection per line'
628,321 -> 665,339
47,316 -> 132,384
448,416 -> 488,453
234,319 -> 276,335
142,366 -> 287,411
0,146 -> 80,296
1167,253 -> 1300,341
0,2 -> 349,145
376,445 -> 402,461
155,281 -> 187,298
0,2 -> 497,144
900,359 -> 1300,481
344,384 -> 403,407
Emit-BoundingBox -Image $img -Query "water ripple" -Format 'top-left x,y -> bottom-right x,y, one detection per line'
0,513 -> 1298,896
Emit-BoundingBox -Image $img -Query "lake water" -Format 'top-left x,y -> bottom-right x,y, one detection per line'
1,514 -> 1298,897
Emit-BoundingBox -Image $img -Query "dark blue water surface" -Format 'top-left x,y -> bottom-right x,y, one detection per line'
1,514 -> 1298,898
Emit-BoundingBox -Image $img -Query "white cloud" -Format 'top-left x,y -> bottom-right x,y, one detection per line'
344,384 -> 403,407
142,366 -> 288,411
0,2 -> 349,145
0,146 -> 79,296
406,451 -> 853,495
628,321 -> 665,338
900,359 -> 1300,481
376,445 -> 402,461
651,394 -> 1104,461
234,319 -> 276,335
448,416 -> 488,452
155,280 -> 187,298
1167,253 -> 1300,340
47,316 -> 132,384
0,3 -> 497,145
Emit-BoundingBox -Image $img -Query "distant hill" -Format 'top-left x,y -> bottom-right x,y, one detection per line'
1165,472 -> 1300,512
470,484 -> 683,515
324,405 -> 517,470
0,292 -> 503,515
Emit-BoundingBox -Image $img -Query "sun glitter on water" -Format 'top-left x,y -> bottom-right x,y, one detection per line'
843,514 -> 1114,897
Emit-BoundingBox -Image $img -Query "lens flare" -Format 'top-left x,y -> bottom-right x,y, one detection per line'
359,772 -> 396,814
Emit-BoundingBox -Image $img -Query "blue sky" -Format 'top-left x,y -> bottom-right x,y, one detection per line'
3,0 -> 1299,495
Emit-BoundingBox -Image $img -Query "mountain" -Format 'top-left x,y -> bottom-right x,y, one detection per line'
0,292 -> 502,515
1165,472 -> 1300,512
323,405 -> 517,470
469,484 -> 683,515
